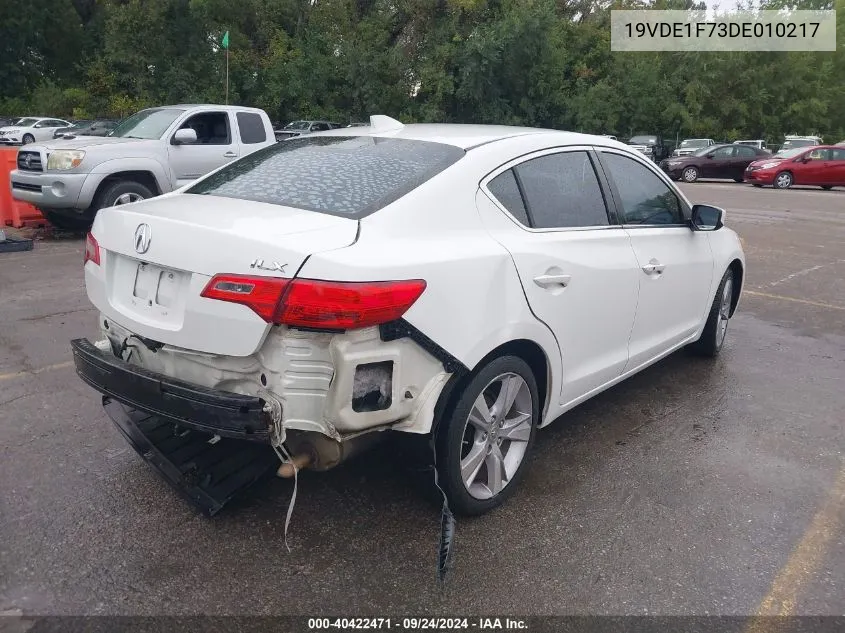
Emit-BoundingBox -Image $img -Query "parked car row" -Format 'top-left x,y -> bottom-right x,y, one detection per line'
658,141 -> 845,189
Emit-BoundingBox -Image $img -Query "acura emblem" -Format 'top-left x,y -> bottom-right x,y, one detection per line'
134,223 -> 151,254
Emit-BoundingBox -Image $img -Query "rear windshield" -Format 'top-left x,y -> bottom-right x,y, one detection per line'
187,136 -> 465,217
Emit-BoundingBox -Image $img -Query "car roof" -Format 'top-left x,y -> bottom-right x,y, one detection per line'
316,122 -> 611,150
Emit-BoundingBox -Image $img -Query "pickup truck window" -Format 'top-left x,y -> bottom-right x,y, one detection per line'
187,135 -> 465,218
236,112 -> 267,144
177,112 -> 230,145
111,108 -> 185,140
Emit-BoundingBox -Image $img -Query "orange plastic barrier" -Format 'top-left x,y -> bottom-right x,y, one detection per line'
0,147 -> 46,228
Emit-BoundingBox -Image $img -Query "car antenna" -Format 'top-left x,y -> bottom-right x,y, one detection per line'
368,115 -> 404,133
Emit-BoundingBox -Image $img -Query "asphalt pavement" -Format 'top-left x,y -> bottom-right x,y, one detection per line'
1,182 -> 844,617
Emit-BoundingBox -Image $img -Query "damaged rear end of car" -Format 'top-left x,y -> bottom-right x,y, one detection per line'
72,134 -> 466,515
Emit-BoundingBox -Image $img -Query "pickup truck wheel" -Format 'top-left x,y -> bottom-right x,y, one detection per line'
435,355 -> 538,516
95,180 -> 154,210
22,134 -> 34,145
40,209 -> 93,232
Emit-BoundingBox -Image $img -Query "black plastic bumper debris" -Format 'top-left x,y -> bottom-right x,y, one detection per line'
0,236 -> 33,253
103,398 -> 278,516
71,338 -> 271,441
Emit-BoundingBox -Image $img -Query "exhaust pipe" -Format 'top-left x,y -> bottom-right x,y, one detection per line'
276,430 -> 386,477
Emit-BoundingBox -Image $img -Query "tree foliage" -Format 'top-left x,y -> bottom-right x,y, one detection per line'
1,0 -> 842,142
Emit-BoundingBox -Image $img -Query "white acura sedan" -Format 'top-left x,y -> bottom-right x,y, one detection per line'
72,116 -> 745,516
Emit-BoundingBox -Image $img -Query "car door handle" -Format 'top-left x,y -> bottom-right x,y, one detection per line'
642,260 -> 665,275
223,151 -> 238,158
533,273 -> 571,288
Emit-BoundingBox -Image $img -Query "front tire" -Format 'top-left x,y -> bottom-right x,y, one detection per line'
22,134 -> 34,145
774,171 -> 793,189
682,166 -> 699,183
689,269 -> 734,357
435,355 -> 539,516
95,180 -> 154,209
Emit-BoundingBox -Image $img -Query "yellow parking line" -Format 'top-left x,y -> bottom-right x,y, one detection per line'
753,464 -> 845,618
744,290 -> 845,312
0,360 -> 73,382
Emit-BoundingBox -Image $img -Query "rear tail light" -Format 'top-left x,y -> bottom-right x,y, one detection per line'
84,232 -> 100,266
201,275 -> 426,330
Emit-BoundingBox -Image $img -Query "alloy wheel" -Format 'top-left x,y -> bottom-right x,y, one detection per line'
459,373 -> 533,500
718,277 -> 733,346
113,192 -> 144,205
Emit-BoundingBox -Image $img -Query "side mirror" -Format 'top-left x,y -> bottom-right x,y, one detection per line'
172,128 -> 197,145
690,204 -> 725,231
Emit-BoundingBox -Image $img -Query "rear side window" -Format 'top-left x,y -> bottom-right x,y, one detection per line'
735,146 -> 756,158
236,112 -> 267,144
513,151 -> 609,229
487,169 -> 529,225
188,136 -> 465,217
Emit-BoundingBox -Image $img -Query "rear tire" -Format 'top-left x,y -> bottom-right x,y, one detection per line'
435,355 -> 539,516
688,269 -> 734,358
40,209 -> 93,232
22,134 -> 35,145
774,171 -> 793,189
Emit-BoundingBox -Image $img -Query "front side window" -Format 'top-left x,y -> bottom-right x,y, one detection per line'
188,136 -> 465,218
807,148 -> 829,160
512,151 -> 609,229
178,112 -> 231,145
110,108 -> 185,140
601,152 -> 684,225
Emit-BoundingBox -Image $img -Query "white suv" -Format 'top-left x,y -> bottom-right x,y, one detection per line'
71,117 -> 745,516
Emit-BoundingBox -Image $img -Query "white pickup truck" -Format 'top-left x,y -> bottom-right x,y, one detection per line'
10,104 -> 276,230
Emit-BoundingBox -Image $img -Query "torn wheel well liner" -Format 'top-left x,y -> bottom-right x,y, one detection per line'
379,319 -> 468,374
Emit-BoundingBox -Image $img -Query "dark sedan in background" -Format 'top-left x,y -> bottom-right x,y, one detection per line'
659,143 -> 771,182
53,119 -> 118,139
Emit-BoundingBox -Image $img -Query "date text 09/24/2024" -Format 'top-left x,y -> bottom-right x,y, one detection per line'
307,618 -> 528,630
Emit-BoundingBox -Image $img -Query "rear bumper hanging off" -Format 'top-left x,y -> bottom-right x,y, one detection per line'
71,338 -> 272,441
102,398 -> 278,516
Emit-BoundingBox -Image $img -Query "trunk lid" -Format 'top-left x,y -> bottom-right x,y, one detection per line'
87,193 -> 359,357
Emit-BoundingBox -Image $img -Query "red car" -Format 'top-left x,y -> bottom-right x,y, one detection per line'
744,145 -> 845,189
